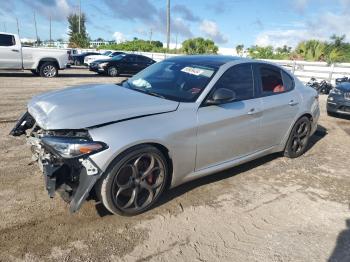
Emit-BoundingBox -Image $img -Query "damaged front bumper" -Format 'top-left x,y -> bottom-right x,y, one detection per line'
10,112 -> 105,213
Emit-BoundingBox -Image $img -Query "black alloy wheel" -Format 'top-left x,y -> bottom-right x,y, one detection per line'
284,116 -> 311,158
97,145 -> 168,215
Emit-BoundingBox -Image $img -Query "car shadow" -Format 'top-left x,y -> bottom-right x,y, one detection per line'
329,113 -> 350,121
93,124 -> 328,217
306,124 -> 328,151
328,219 -> 350,262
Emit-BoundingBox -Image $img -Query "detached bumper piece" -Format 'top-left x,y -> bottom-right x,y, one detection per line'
41,155 -> 102,213
10,112 -> 35,136
10,111 -> 103,213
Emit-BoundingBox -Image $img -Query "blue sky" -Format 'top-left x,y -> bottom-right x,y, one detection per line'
1,0 -> 350,48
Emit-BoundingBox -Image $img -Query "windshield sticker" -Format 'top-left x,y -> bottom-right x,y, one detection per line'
181,67 -> 214,78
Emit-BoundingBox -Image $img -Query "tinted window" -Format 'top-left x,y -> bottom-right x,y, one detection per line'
0,34 -> 15,46
260,67 -> 285,94
282,71 -> 294,91
124,55 -> 137,62
212,64 -> 254,101
136,56 -> 150,63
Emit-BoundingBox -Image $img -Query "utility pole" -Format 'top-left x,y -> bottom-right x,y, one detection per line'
175,32 -> 178,52
78,0 -> 81,34
49,16 -> 52,47
166,0 -> 170,52
149,29 -> 153,44
16,18 -> 20,37
34,12 -> 39,46
3,22 -> 6,32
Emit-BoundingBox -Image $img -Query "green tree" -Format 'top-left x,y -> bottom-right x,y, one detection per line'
295,40 -> 325,61
182,38 -> 218,54
235,44 -> 244,56
67,13 -> 90,48
248,45 -> 274,59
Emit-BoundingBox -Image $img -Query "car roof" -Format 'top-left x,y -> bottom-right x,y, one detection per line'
338,82 -> 350,88
165,55 -> 247,68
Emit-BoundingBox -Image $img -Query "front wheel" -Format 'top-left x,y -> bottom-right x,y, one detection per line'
107,66 -> 119,77
39,62 -> 58,78
284,116 -> 311,158
96,145 -> 169,216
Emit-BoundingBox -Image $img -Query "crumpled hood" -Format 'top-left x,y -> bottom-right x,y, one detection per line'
28,84 -> 179,130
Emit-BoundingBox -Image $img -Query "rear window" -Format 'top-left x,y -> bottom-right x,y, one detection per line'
0,34 -> 15,46
260,66 -> 294,95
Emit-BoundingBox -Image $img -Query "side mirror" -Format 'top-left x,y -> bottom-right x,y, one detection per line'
206,88 -> 236,105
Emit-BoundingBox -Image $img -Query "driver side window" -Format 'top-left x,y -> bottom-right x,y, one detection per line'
213,64 -> 255,101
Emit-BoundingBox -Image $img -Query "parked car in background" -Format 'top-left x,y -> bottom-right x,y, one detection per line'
71,51 -> 100,66
327,82 -> 350,116
336,76 -> 350,85
84,51 -> 125,66
0,32 -> 68,77
10,56 -> 319,215
89,53 -> 155,76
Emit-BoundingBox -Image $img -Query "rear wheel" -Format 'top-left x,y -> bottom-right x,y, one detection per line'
107,66 -> 119,77
96,145 -> 169,216
39,62 -> 58,78
284,116 -> 311,158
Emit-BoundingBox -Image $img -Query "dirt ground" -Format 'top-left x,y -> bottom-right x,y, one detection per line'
0,68 -> 350,262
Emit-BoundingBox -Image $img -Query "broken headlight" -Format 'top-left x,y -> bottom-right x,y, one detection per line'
41,136 -> 108,159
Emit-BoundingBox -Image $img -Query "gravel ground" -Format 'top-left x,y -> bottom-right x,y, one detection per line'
0,68 -> 350,262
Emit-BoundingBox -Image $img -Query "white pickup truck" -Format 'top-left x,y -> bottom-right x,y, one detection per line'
0,32 -> 69,77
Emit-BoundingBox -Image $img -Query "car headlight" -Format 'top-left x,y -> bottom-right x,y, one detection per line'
330,88 -> 342,95
98,62 -> 108,68
41,136 -> 108,159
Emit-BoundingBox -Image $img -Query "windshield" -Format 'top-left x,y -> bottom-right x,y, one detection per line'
122,61 -> 217,102
111,54 -> 126,60
103,51 -> 112,56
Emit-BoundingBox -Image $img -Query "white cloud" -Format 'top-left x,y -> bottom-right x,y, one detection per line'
113,32 -> 126,43
199,20 -> 228,44
255,11 -> 350,47
293,0 -> 310,12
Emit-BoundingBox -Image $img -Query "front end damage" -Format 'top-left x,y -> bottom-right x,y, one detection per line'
10,112 -> 107,213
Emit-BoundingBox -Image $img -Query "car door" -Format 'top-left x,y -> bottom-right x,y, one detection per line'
196,63 -> 263,171
0,34 -> 21,69
121,55 -> 137,74
255,64 -> 300,149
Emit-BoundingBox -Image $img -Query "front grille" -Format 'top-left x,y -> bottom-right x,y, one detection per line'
339,106 -> 350,112
345,92 -> 350,100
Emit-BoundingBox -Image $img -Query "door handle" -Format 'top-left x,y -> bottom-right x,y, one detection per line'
288,100 -> 299,106
11,49 -> 19,52
247,108 -> 256,115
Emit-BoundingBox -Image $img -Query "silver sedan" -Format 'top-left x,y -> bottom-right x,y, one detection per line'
10,55 -> 320,215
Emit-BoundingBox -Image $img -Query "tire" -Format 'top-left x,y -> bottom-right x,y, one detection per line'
284,116 -> 311,158
39,62 -> 58,78
327,110 -> 337,117
96,145 -> 169,216
107,66 -> 119,77
30,69 -> 39,76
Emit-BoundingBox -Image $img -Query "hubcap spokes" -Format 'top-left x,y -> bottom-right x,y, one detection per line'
43,65 -> 56,77
291,121 -> 309,153
113,153 -> 165,211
